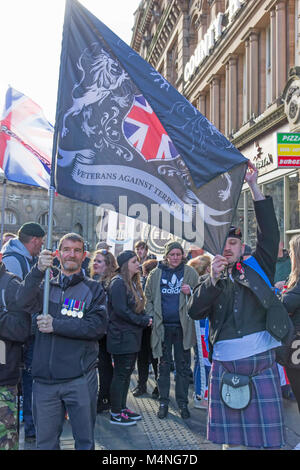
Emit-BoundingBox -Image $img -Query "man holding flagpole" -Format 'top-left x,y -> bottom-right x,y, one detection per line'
16,233 -> 107,450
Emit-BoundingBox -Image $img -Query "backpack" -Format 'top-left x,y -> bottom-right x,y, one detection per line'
2,252 -> 35,280
0,271 -> 18,313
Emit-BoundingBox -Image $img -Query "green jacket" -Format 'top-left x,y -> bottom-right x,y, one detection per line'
145,262 -> 199,359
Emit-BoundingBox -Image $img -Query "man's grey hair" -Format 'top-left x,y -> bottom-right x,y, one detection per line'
58,233 -> 85,251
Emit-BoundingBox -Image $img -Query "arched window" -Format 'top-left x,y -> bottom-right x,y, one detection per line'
2,209 -> 17,225
74,223 -> 83,236
38,212 -> 56,227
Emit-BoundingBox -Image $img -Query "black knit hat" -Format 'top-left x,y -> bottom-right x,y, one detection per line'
227,226 -> 242,240
164,241 -> 184,257
117,250 -> 136,270
18,222 -> 45,238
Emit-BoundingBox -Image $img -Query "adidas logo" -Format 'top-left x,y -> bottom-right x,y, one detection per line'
161,274 -> 183,294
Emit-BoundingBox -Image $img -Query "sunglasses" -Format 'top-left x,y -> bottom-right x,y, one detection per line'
99,249 -> 108,255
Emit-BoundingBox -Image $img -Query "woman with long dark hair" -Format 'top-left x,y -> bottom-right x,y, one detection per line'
89,249 -> 117,413
107,250 -> 152,426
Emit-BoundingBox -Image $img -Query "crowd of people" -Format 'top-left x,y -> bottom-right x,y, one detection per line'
0,162 -> 299,450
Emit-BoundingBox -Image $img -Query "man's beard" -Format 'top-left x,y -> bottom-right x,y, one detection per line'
61,260 -> 81,273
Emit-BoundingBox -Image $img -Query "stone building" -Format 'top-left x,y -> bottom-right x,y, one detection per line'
0,172 -> 97,250
131,0 -> 300,247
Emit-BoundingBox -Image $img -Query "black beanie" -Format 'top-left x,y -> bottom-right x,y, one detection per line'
19,222 -> 45,238
117,250 -> 136,270
227,226 -> 242,240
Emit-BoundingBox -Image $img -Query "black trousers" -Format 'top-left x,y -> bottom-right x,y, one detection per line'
97,336 -> 113,402
158,326 -> 190,408
285,366 -> 300,413
137,327 -> 158,389
110,353 -> 137,414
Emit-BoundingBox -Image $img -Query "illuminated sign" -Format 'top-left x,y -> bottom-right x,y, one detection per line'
277,133 -> 300,168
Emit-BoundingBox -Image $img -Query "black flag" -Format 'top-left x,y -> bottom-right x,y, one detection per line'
54,0 -> 248,254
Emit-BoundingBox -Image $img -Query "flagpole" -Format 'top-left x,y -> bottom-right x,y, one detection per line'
42,0 -> 70,316
42,186 -> 55,316
0,177 -> 7,249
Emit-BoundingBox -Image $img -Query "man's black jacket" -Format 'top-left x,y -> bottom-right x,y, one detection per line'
188,197 -> 291,359
0,263 -> 31,386
16,266 -> 107,383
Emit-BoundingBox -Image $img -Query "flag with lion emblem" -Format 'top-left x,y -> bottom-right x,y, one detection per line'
54,0 -> 248,254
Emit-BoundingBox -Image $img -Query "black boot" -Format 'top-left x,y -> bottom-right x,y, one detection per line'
132,385 -> 147,397
97,397 -> 110,413
157,403 -> 168,419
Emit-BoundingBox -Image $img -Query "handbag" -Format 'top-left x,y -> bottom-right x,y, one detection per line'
220,371 -> 252,411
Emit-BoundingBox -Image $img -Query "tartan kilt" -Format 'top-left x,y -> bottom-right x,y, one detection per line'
208,349 -> 285,448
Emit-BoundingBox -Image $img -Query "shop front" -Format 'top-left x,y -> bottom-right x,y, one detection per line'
232,122 -> 300,249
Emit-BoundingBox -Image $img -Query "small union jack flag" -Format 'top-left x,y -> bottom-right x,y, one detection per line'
123,95 -> 179,162
0,87 -> 53,189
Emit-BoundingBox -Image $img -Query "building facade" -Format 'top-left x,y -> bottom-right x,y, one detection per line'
131,0 -> 300,248
0,173 -> 97,250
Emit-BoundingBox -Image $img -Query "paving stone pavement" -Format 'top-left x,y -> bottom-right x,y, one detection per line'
19,370 -> 299,451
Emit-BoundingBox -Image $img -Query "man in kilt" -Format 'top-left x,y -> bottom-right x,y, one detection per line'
188,162 -> 290,450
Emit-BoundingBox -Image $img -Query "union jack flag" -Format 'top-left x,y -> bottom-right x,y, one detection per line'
0,87 -> 53,189
123,95 -> 179,162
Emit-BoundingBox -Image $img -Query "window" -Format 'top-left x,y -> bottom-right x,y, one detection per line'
242,54 -> 247,123
231,189 -> 244,229
38,212 -> 56,227
287,171 -> 300,230
266,26 -> 272,106
167,41 -> 178,86
245,190 -> 257,248
74,223 -> 83,236
263,178 -> 284,240
1,210 -> 17,225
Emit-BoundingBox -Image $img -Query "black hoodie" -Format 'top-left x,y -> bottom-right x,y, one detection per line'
0,263 -> 31,386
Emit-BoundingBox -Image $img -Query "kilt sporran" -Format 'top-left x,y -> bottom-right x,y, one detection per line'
220,372 -> 252,410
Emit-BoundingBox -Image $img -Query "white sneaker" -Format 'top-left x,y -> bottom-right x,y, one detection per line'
194,396 -> 208,409
294,442 -> 300,450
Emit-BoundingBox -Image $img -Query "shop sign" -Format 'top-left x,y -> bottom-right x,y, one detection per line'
184,0 -> 246,83
277,132 -> 300,167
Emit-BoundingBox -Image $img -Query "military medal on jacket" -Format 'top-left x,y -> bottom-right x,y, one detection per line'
61,298 -> 86,318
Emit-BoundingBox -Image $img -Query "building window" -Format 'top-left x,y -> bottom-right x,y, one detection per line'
245,190 -> 257,248
242,54 -> 247,123
231,191 -> 244,229
38,212 -> 56,227
263,177 -> 284,240
74,223 -> 83,236
287,171 -> 300,231
1,210 -> 17,225
167,41 -> 178,86
266,26 -> 272,106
